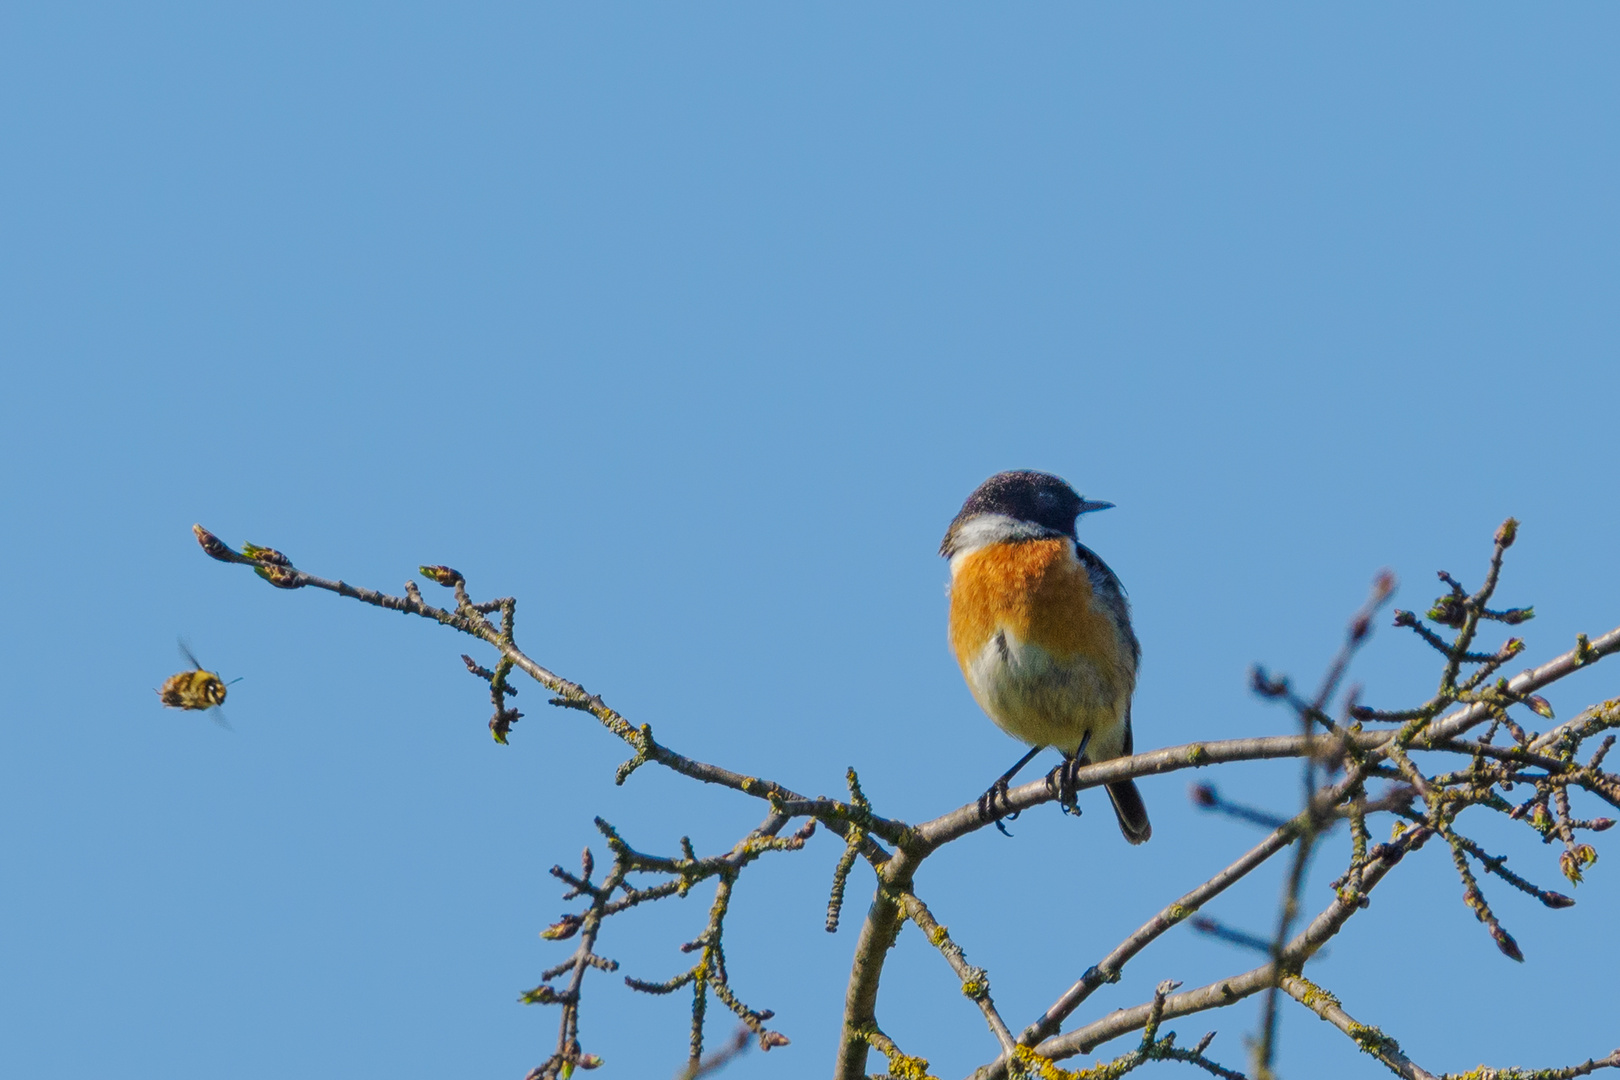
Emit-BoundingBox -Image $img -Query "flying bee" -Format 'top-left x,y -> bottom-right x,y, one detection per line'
157,642 -> 240,729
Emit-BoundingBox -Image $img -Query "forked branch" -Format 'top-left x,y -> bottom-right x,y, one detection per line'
189,521 -> 1620,1080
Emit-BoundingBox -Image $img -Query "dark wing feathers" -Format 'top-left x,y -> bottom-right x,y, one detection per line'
1073,541 -> 1140,669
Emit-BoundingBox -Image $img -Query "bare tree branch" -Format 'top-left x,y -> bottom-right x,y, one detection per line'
1016,824 -> 1433,1068
190,521 -> 1620,1080
1278,975 -> 1437,1080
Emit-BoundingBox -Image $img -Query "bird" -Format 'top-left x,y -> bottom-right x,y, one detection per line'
940,470 -> 1151,844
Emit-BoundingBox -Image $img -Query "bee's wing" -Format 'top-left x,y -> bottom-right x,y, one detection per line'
178,639 -> 205,671
207,706 -> 234,732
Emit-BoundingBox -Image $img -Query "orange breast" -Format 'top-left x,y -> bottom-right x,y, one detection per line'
949,539 -> 1116,667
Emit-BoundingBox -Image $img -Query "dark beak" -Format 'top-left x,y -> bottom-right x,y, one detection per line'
1076,499 -> 1114,516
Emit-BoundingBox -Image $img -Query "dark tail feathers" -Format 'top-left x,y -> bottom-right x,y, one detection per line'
1107,779 -> 1152,845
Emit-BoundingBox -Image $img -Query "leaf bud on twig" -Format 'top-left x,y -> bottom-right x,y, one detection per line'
489,708 -> 521,744
541,914 -> 583,941
1491,924 -> 1524,962
192,524 -> 247,563
241,542 -> 289,566
1425,596 -> 1467,629
419,565 -> 465,587
254,563 -> 302,589
1371,569 -> 1397,602
1524,695 -> 1555,721
519,984 -> 559,1005
1249,666 -> 1288,698
1560,845 -> 1598,885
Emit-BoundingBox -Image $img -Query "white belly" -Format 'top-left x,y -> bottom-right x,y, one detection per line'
963,629 -> 1130,759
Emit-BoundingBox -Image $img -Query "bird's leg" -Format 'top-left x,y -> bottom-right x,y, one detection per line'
1046,732 -> 1092,817
977,745 -> 1045,836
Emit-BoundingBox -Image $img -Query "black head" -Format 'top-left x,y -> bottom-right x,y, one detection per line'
940,470 -> 1113,556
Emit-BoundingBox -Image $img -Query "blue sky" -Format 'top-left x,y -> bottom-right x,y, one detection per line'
3,6 -> 1618,1079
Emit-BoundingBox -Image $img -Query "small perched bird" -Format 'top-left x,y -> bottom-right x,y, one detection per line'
941,470 -> 1150,843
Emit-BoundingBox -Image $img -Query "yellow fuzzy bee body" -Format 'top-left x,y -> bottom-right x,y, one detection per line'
157,644 -> 235,727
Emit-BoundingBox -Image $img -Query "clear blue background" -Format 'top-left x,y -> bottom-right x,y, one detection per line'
3,6 -> 1617,1079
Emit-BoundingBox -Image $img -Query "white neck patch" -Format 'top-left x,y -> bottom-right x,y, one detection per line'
946,514 -> 1067,576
